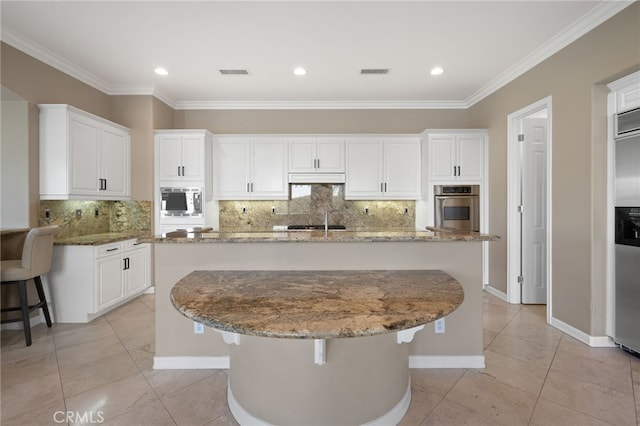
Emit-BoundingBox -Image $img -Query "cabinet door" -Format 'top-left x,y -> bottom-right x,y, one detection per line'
95,255 -> 124,312
345,140 -> 383,199
69,113 -> 101,195
384,139 -> 420,199
125,246 -> 149,296
317,138 -> 345,172
101,127 -> 129,197
427,135 -> 456,180
251,139 -> 288,199
289,139 -> 316,173
181,135 -> 205,181
457,135 -> 484,181
214,138 -> 251,199
158,135 -> 183,181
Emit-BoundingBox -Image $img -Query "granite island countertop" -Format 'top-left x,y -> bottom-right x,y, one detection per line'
170,269 -> 464,339
145,227 -> 499,244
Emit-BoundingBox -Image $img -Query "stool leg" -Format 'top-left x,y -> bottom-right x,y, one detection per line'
34,276 -> 52,327
17,280 -> 32,346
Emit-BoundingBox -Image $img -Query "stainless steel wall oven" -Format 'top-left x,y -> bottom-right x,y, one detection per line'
434,185 -> 480,232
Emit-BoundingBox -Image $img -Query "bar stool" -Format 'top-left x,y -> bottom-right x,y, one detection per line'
1,226 -> 59,346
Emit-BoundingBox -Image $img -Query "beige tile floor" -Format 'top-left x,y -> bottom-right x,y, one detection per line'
1,292 -> 639,425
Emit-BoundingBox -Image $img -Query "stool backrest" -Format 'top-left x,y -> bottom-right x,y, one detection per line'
21,226 -> 59,277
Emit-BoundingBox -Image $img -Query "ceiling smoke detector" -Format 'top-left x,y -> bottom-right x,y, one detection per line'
360,69 -> 390,75
219,69 -> 249,75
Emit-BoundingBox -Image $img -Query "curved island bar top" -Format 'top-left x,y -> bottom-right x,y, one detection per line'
170,269 -> 464,426
171,269 -> 464,339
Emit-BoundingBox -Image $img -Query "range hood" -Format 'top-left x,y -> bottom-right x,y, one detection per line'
288,173 -> 346,184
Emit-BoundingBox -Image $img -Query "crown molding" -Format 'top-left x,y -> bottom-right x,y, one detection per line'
173,99 -> 468,110
1,27 -> 114,94
465,0 -> 635,107
2,1 -> 634,111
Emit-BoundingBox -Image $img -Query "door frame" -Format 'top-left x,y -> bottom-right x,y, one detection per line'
507,96 -> 553,319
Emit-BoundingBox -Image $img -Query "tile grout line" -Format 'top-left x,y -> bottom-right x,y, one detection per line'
102,308 -> 181,425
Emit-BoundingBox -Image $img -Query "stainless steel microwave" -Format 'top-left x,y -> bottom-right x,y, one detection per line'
160,187 -> 202,217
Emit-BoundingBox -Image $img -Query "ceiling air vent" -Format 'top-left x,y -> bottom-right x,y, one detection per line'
219,69 -> 249,75
360,68 -> 389,75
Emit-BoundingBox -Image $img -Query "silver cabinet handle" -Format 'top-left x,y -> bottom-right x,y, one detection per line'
106,247 -> 118,252
247,182 -> 250,193
384,182 -> 387,192
316,159 -> 320,169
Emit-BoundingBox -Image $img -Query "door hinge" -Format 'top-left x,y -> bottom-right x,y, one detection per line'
517,205 -> 524,213
518,134 -> 525,142
517,275 -> 524,284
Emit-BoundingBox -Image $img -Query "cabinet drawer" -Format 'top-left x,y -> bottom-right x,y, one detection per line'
124,239 -> 146,251
95,241 -> 124,258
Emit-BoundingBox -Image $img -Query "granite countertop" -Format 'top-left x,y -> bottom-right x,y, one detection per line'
144,227 -> 499,244
54,232 -> 151,246
171,269 -> 464,339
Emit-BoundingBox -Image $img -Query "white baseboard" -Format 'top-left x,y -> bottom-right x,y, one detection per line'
549,316 -> 616,347
153,356 -> 229,369
153,355 -> 485,370
483,285 -> 508,302
143,286 -> 155,294
1,313 -> 45,330
409,355 -> 485,369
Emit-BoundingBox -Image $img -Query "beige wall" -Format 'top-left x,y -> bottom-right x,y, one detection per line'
175,108 -> 469,134
109,96 -> 154,200
467,4 -> 640,334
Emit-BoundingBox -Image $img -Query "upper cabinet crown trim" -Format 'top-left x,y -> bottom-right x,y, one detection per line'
38,104 -> 129,132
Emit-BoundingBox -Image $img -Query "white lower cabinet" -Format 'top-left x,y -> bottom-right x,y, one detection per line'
48,239 -> 150,323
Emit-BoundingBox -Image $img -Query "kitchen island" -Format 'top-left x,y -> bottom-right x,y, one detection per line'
171,269 -> 464,425
149,228 -> 497,422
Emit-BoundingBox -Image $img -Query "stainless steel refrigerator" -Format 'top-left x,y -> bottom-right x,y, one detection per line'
614,114 -> 640,353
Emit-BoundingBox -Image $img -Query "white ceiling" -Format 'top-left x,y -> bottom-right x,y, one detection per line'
0,1 -> 633,109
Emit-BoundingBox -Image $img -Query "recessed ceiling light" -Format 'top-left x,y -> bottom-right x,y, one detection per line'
154,67 -> 168,76
293,67 -> 307,76
430,67 -> 444,76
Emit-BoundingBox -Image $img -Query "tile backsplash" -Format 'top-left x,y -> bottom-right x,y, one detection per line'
219,184 -> 415,231
39,200 -> 151,238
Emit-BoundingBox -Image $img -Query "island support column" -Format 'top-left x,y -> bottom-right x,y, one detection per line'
228,333 -> 410,426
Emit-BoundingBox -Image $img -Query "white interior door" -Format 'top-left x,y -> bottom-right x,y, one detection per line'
521,117 -> 548,304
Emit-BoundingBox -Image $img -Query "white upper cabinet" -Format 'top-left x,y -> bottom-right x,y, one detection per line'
289,138 -> 345,173
345,137 -> 420,200
214,136 -> 288,200
39,104 -> 130,200
426,131 -> 485,182
156,130 -> 212,185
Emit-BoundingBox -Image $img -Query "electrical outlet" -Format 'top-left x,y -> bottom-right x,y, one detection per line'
271,206 -> 276,214
434,318 -> 445,334
75,209 -> 82,219
94,208 -> 99,218
404,207 -> 409,215
364,207 -> 369,214
44,209 -> 50,219
241,207 -> 247,214
194,322 -> 204,334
